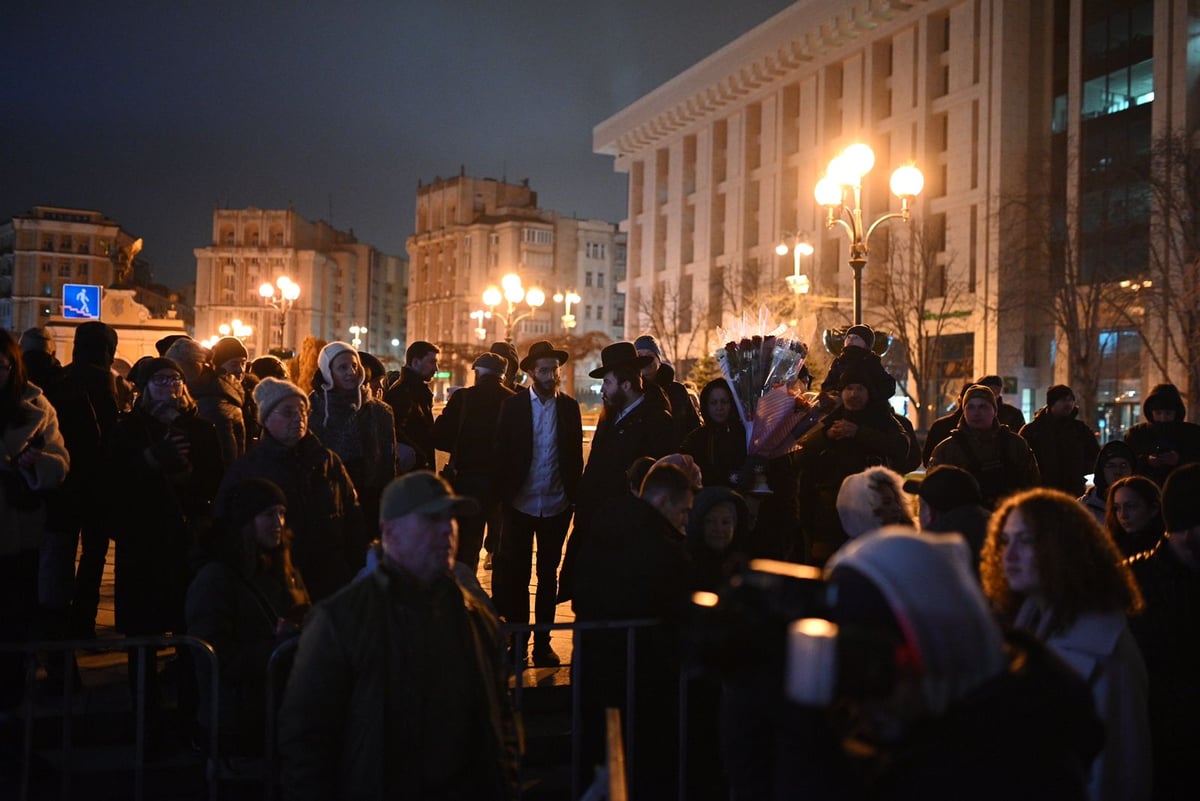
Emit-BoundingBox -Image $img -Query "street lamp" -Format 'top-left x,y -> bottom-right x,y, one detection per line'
775,235 -> 814,295
469,309 -> 491,341
481,272 -> 545,342
552,290 -> 582,331
349,324 -> 368,349
259,275 -> 301,358
201,318 -> 253,350
815,143 -> 923,324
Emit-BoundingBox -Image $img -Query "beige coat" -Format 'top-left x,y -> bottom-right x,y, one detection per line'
1,384 -> 69,556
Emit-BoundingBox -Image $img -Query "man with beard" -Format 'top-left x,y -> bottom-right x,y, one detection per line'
929,383 -> 1040,509
1128,463 -> 1200,799
491,341 -> 583,666
558,342 -> 674,602
796,368 -> 910,564
384,341 -> 440,472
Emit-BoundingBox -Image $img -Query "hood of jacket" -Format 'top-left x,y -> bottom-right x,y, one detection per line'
1143,383 -> 1186,422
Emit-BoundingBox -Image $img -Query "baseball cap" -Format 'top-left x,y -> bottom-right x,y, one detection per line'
903,465 -> 982,511
379,471 -> 479,523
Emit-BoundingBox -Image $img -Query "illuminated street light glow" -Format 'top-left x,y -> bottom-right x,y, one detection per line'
260,275 -> 301,356
481,271 -> 545,342
815,143 -> 923,324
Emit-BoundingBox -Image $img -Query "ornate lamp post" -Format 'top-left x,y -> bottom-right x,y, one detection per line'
552,290 -> 582,332
469,309 -> 491,341
481,272 -> 545,342
814,143 -> 923,325
348,324 -> 368,350
775,235 -> 814,296
259,275 -> 301,358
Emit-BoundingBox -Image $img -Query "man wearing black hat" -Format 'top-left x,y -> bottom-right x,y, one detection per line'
1017,384 -> 1100,497
384,341 -> 440,471
559,342 -> 674,601
432,351 -> 515,571
929,384 -> 1040,509
904,465 -> 990,564
279,471 -> 518,800
491,340 -> 583,666
1128,463 -> 1200,799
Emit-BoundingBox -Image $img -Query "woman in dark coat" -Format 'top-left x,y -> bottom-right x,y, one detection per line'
106,357 -> 223,725
108,357 -> 224,637
185,478 -> 310,755
681,378 -> 746,488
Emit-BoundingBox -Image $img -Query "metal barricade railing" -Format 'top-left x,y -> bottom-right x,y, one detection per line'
499,617 -> 668,800
0,634 -> 220,801
258,617 -> 690,800
262,636 -> 299,801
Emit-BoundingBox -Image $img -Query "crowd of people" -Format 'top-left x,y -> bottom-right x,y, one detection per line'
2,319 -> 1199,800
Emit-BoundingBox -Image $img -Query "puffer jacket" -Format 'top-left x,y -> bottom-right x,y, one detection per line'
1,384 -> 70,555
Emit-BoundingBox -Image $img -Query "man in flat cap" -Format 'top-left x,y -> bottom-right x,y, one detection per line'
432,351 -> 515,571
279,472 -> 518,800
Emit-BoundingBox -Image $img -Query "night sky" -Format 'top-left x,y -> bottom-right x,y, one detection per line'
3,0 -> 796,289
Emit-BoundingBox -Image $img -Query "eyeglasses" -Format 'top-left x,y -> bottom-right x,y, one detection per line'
150,375 -> 184,387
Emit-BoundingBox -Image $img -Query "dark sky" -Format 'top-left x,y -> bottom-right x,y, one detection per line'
3,0 -> 795,288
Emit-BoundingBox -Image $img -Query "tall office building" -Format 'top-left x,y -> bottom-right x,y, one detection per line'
595,0 -> 1195,431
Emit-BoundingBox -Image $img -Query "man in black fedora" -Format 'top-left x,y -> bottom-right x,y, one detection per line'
491,340 -> 583,666
558,341 -> 675,602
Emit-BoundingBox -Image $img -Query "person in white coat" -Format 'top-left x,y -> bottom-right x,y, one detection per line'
982,487 -> 1151,801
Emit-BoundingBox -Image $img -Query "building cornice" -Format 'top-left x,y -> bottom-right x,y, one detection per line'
593,0 -> 927,158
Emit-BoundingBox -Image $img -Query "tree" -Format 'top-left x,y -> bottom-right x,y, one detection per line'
633,278 -> 712,382
1119,131 -> 1200,420
868,223 -> 973,432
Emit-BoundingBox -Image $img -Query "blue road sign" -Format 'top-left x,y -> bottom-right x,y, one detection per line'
63,284 -> 101,320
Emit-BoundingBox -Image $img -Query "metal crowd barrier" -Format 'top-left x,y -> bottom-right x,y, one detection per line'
0,634 -> 219,801
499,617 -> 672,800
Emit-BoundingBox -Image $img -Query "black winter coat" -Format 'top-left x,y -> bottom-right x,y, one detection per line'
191,369 -> 247,467
107,405 -> 223,634
493,388 -> 583,504
217,432 -> 364,603
433,375 -> 514,479
278,566 -> 519,801
1019,407 -> 1099,497
384,367 -> 437,471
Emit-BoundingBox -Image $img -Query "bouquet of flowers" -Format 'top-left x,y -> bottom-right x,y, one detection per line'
716,310 -> 811,461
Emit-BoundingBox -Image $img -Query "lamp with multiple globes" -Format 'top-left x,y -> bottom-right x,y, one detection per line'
814,143 -> 923,324
349,324 -> 368,350
775,236 -> 815,296
259,275 -> 301,358
481,272 -> 545,342
469,309 -> 491,341
200,318 -> 253,350
552,290 -> 582,331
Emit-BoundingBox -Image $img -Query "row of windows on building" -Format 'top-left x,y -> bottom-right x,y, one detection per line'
37,235 -> 110,255
41,261 -> 91,279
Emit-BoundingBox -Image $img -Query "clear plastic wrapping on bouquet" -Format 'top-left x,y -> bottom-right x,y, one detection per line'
715,309 -> 811,459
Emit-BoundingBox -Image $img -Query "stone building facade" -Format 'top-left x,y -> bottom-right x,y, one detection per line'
595,0 -> 1196,433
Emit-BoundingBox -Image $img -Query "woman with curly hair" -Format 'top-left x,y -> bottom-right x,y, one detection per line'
1104,475 -> 1163,558
981,488 -> 1150,801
